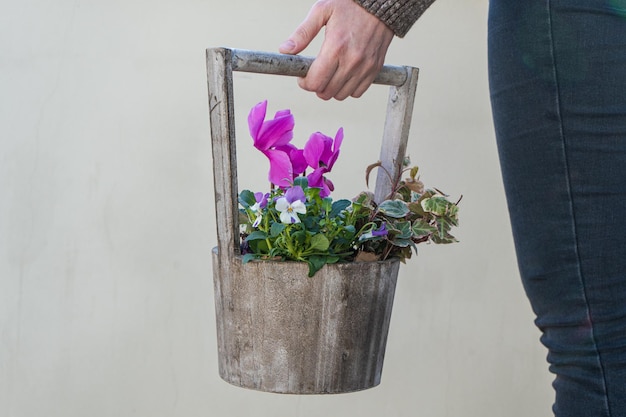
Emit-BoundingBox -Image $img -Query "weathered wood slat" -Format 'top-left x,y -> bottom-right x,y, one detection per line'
374,66 -> 420,203
206,48 -> 240,260
230,48 -> 408,87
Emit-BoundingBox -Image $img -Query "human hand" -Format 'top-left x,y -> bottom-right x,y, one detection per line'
279,0 -> 394,101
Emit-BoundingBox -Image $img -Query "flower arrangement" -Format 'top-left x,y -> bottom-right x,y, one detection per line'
239,100 -> 460,277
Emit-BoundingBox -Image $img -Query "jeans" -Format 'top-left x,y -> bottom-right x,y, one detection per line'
488,1 -> 626,415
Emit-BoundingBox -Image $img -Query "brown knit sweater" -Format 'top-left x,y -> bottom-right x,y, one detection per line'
354,0 -> 437,37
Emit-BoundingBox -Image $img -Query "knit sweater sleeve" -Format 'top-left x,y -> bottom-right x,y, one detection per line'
353,0 -> 437,37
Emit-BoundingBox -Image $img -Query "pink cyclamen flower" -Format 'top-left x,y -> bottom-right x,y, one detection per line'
248,100 -> 296,188
303,128 -> 344,197
275,143 -> 307,177
275,186 -> 306,224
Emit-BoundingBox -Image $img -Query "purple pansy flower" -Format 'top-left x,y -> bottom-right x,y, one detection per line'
250,192 -> 270,227
275,186 -> 306,224
252,192 -> 269,210
372,222 -> 388,237
359,222 -> 388,241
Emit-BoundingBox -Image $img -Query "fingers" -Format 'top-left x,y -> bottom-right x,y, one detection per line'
299,51 -> 340,98
279,1 -> 329,55
281,0 -> 394,101
305,55 -> 374,101
302,31 -> 391,100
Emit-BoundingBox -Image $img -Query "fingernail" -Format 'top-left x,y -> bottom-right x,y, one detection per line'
279,40 -> 295,52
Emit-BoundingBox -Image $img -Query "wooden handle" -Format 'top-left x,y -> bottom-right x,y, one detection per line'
230,48 -> 408,86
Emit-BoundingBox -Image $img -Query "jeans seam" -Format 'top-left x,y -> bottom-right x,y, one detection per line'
546,1 -> 612,415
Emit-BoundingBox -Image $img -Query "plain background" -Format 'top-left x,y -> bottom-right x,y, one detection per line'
0,0 -> 555,416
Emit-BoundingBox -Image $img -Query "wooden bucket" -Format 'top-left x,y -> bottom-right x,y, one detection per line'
212,251 -> 400,393
206,48 -> 418,394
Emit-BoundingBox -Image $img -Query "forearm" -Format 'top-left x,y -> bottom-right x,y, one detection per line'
353,0 -> 437,37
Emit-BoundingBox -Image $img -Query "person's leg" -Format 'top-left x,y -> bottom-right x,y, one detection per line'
488,1 -> 626,415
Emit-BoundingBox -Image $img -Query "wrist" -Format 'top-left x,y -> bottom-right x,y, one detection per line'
353,0 -> 436,37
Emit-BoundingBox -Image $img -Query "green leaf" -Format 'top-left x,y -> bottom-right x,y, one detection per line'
325,256 -> 340,264
238,189 -> 256,208
292,229 -> 307,245
330,199 -> 351,217
309,233 -> 330,252
407,201 -> 426,217
303,216 -> 321,232
245,231 -> 267,241
425,215 -> 458,244
378,200 -> 410,218
249,239 -> 269,253
390,238 -> 413,248
431,231 -> 458,244
343,225 -> 356,234
447,204 -> 460,223
391,220 -> 412,239
421,196 -> 451,216
270,222 -> 286,237
353,191 -> 375,210
411,219 -> 438,238
241,253 -> 257,264
321,197 -> 333,214
437,217 -> 451,233
293,176 -> 309,189
307,255 -> 327,277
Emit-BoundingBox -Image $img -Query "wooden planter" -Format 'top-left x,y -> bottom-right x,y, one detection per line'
212,251 -> 400,393
206,48 -> 418,394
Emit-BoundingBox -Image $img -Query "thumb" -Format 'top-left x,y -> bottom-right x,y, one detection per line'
279,3 -> 329,55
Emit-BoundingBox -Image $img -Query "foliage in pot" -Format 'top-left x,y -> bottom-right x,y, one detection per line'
238,100 -> 460,277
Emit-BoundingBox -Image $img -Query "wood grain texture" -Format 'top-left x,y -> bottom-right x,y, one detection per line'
212,249 -> 400,394
230,48 -> 408,87
206,48 -> 239,261
374,66 -> 419,204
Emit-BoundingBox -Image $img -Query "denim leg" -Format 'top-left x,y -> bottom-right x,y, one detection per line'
488,1 -> 626,415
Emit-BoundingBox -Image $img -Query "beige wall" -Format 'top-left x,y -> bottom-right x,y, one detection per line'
0,0 -> 554,416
